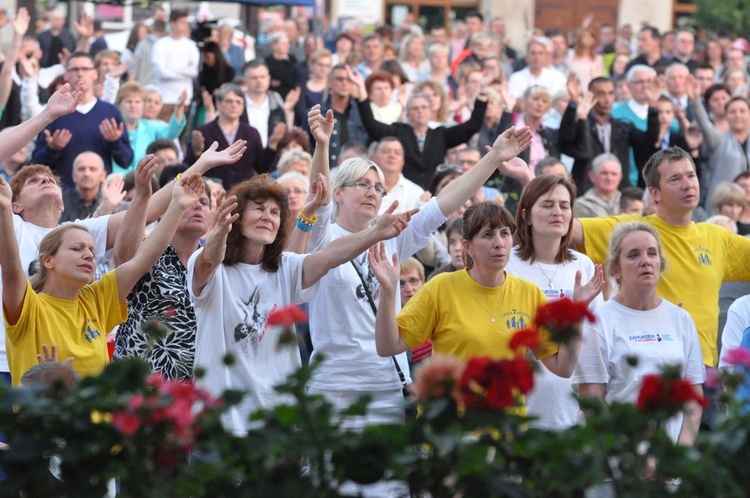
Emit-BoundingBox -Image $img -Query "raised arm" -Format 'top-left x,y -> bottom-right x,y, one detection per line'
687,74 -> 721,151
104,139 -> 247,250
112,155 -> 159,266
0,177 -> 26,325
114,174 -> 205,301
300,201 -> 412,289
0,9 -> 29,110
191,192 -> 237,297
287,174 -> 327,254
0,81 -> 82,165
436,126 -> 533,216
307,104 -> 334,205
369,242 -> 410,356
443,97 -> 488,148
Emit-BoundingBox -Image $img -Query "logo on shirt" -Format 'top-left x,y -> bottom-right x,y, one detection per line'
628,333 -> 673,343
82,324 -> 102,343
500,309 -> 531,330
233,288 -> 271,353
695,246 -> 713,266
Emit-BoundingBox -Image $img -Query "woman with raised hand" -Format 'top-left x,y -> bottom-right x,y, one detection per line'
506,174 -> 604,430
370,200 -> 594,408
187,169 -> 411,435
0,157 -> 206,385
573,222 -> 705,445
304,103 -> 532,429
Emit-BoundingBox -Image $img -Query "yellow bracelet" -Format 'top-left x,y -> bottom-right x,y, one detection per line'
298,212 -> 318,225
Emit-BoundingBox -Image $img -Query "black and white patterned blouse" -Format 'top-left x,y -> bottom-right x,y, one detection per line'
114,245 -> 199,380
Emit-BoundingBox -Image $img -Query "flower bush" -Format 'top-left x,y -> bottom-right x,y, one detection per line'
1,302 -> 750,497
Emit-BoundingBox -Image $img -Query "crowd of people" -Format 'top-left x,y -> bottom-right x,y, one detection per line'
5,5 -> 750,490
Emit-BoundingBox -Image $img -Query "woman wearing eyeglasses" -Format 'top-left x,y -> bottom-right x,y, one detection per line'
304,105 -> 532,432
505,174 -> 604,431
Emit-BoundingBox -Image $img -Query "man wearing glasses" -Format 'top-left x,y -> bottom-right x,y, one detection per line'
31,52 -> 133,187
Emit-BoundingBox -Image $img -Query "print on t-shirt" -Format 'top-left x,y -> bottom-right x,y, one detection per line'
233,288 -> 271,352
352,256 -> 380,304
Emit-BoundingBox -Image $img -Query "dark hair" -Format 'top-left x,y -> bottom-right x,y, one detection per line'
242,58 -> 269,75
465,10 -> 484,22
726,96 -> 750,113
462,202 -> 515,268
158,165 -> 188,188
375,25 -> 394,41
362,34 -> 384,47
334,33 -> 355,46
152,20 -> 166,34
734,171 -> 750,183
428,168 -> 461,196
278,127 -> 311,153
640,26 -> 661,40
445,217 -> 464,238
642,146 -> 695,189
123,171 -> 160,193
126,21 -> 146,52
146,139 -> 179,156
534,156 -> 565,176
380,59 -> 410,84
703,83 -> 729,105
620,186 -> 645,211
169,9 -> 188,23
20,362 -> 80,395
224,174 -> 289,272
545,28 -> 566,39
65,51 -> 94,68
588,76 -> 613,92
340,141 -> 369,159
514,175 -> 577,264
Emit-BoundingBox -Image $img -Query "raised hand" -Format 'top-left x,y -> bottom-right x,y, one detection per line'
308,105 -> 335,144
685,125 -> 703,150
44,128 -> 72,150
74,12 -> 94,39
45,82 -> 84,120
17,53 -> 39,78
566,72 -> 582,102
12,7 -> 30,37
98,175 -> 127,214
196,139 -> 247,172
191,130 -> 206,155
201,89 -> 215,111
0,176 -> 11,210
57,47 -> 71,67
572,264 -> 605,305
645,78 -> 663,108
36,344 -> 73,366
211,191 -> 239,237
686,74 -> 701,104
99,118 -> 124,142
368,241 -> 400,291
284,86 -> 301,111
498,156 -> 534,184
346,66 -> 366,99
487,126 -> 533,163
576,92 -> 596,120
268,122 -> 286,149
374,201 -> 414,240
301,173 -> 330,217
108,59 -> 130,79
172,172 -> 205,210
133,154 -> 159,198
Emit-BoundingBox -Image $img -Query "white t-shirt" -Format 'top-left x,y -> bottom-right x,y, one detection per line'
506,249 -> 603,431
151,36 -> 200,104
508,67 -> 568,99
187,250 -> 319,436
572,299 -> 706,442
719,294 -> 750,369
0,215 -> 110,373
307,197 -> 448,392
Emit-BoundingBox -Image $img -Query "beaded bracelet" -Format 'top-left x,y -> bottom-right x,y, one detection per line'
296,218 -> 315,232
298,212 -> 318,225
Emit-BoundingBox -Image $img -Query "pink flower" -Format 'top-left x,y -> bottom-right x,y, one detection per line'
410,354 -> 465,404
722,347 -> 750,369
112,411 -> 142,435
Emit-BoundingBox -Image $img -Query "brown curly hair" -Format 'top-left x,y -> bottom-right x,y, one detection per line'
223,174 -> 290,272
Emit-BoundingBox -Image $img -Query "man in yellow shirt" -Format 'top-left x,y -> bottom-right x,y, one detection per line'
572,147 -> 750,368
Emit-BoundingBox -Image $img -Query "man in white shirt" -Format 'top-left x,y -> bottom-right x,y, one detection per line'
370,137 -> 424,215
241,59 -> 291,148
151,10 -> 199,121
665,63 -> 691,118
508,37 -> 567,98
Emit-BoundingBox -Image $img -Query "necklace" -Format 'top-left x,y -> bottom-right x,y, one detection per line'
535,261 -> 561,289
476,290 -> 503,323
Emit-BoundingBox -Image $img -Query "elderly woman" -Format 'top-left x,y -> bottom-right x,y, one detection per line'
186,83 -> 276,190
277,171 -> 309,234
413,80 -> 451,127
399,34 -> 430,83
420,43 -> 457,100
353,70 -> 487,189
506,174 -> 604,430
115,81 -> 186,174
573,222 -> 705,445
365,71 -> 403,124
276,150 -> 312,179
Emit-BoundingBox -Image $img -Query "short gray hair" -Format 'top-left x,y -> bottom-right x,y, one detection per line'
216,83 -> 245,102
626,64 -> 656,84
591,152 -> 622,173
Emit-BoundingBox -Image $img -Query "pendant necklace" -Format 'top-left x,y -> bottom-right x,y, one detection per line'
535,261 -> 561,289
476,290 -> 503,323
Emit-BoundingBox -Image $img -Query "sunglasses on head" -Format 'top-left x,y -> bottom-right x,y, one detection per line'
436,163 -> 462,174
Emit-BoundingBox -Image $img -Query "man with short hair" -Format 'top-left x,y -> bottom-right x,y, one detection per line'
151,10 -> 199,121
673,30 -> 698,73
718,47 -> 748,80
694,64 -> 717,94
31,52 -> 133,187
572,146 -> 750,377
573,153 -> 623,217
546,28 -> 570,74
560,76 -> 659,191
661,30 -> 676,59
320,64 -> 368,166
535,156 -> 571,180
355,35 -> 385,78
599,24 -> 616,53
146,139 -> 180,175
37,9 -> 76,68
489,16 -> 516,63
242,59 -> 294,148
465,10 -> 485,36
665,63 -> 691,114
624,26 -> 671,73
508,37 -> 567,98
370,137 -> 423,215
619,185 -> 645,214
61,152 -> 117,222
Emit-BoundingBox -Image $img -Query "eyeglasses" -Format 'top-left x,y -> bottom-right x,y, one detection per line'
399,277 -> 422,287
341,180 -> 388,197
436,163 -> 462,174
284,188 -> 307,195
458,159 -> 478,166
66,66 -> 97,74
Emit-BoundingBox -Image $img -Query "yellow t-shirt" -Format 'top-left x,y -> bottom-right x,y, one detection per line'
398,269 -> 558,362
580,213 -> 750,366
5,271 -> 127,385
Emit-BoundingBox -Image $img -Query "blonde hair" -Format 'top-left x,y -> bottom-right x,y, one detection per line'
605,222 -> 666,287
31,224 -> 91,293
276,150 -> 313,176
333,157 -> 385,219
400,257 -> 425,282
412,80 -> 448,122
116,81 -> 146,105
710,181 -> 746,215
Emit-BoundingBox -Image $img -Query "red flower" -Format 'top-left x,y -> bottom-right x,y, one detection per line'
636,374 -> 709,414
458,355 -> 535,410
509,328 -> 541,351
112,411 -> 142,435
533,298 -> 595,344
267,305 -> 309,327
